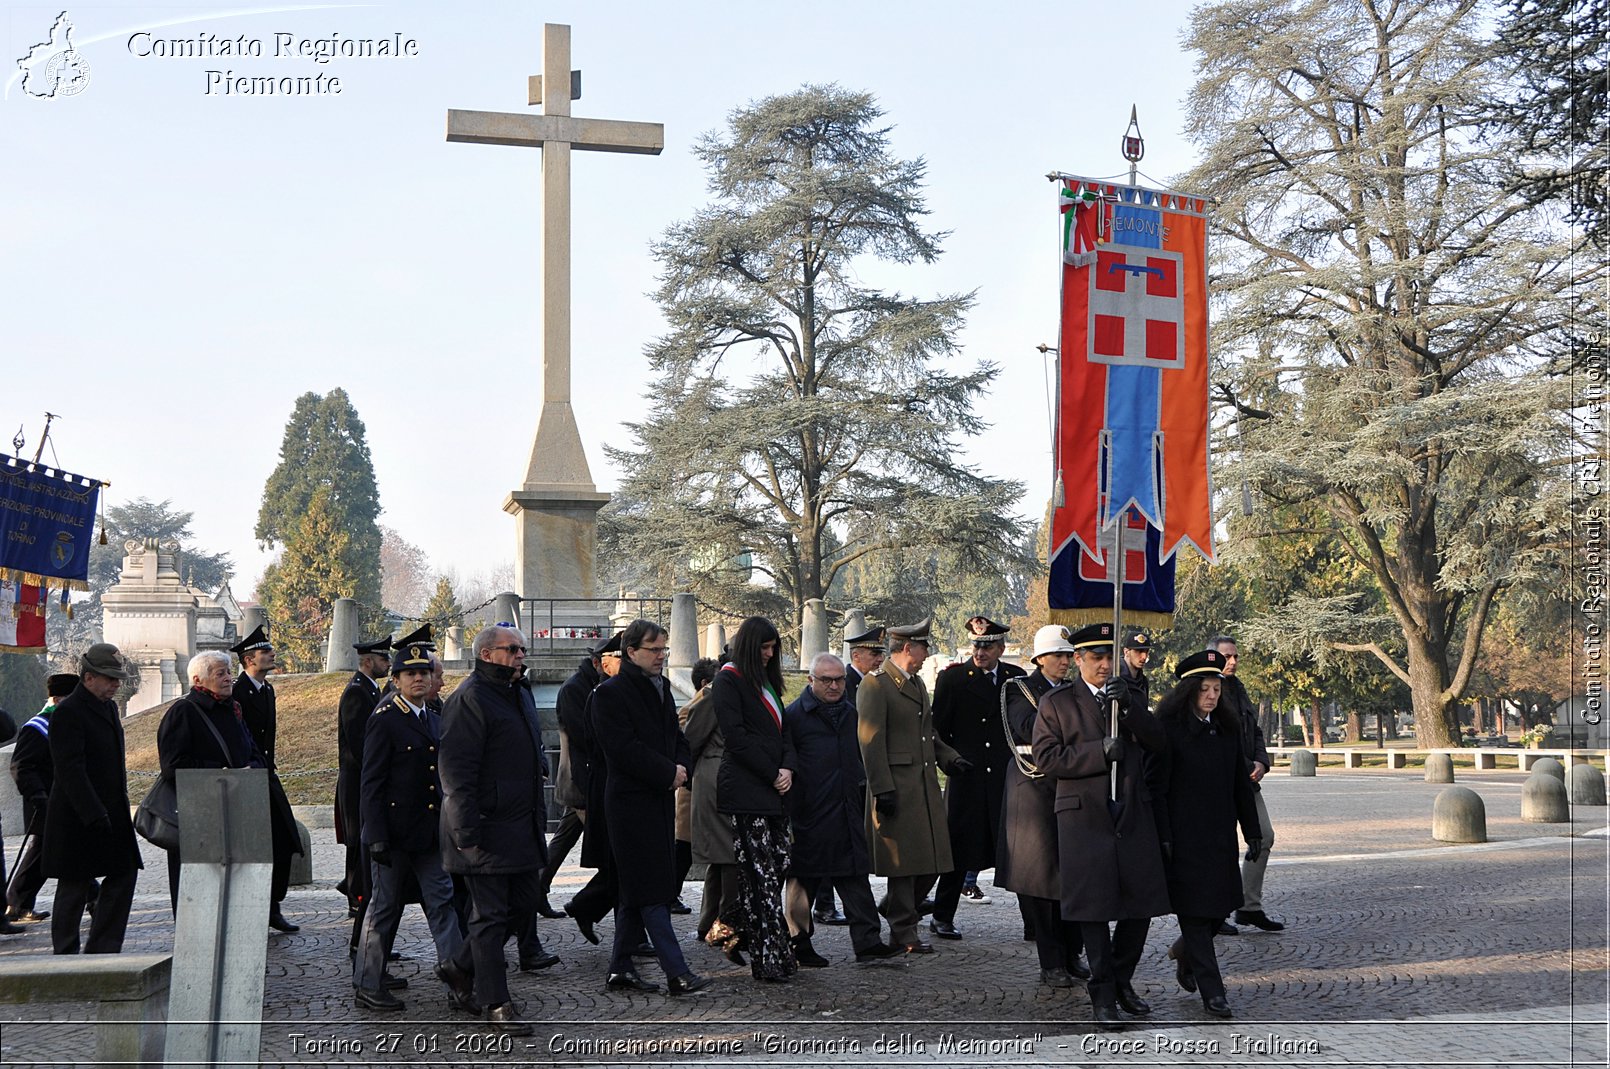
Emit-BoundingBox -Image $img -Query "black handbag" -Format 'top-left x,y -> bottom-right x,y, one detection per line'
134,704 -> 237,850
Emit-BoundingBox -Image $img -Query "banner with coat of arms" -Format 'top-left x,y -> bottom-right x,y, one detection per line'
1049,177 -> 1214,627
0,579 -> 47,653
0,452 -> 101,591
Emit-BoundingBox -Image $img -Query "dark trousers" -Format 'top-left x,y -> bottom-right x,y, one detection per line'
1021,894 -> 1084,970
447,869 -> 540,1010
6,798 -> 48,913
882,874 -> 927,945
788,874 -> 882,953
813,882 -> 838,915
52,870 -> 136,954
609,901 -> 689,978
355,851 -> 463,993
1174,915 -> 1227,1000
673,839 -> 692,899
1080,918 -> 1150,1007
928,867 -> 966,924
567,865 -> 617,925
539,809 -> 584,897
697,863 -> 740,941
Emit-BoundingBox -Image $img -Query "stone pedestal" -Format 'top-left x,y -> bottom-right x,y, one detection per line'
668,593 -> 698,694
840,608 -> 868,662
444,626 -> 466,661
703,622 -> 727,659
801,599 -> 827,668
505,488 -> 611,614
101,538 -> 199,715
494,592 -> 523,632
238,605 -> 266,643
324,599 -> 359,674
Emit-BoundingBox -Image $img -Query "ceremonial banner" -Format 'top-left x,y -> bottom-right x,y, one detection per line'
1050,178 -> 1213,626
0,579 -> 47,654
0,453 -> 101,589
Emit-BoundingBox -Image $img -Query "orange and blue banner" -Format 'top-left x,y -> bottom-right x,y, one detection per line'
1050,178 -> 1214,626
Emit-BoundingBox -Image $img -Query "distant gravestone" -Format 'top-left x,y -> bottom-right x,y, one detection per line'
1432,786 -> 1486,843
1424,753 -> 1455,783
1531,757 -> 1566,782
1566,763 -> 1606,806
1521,772 -> 1570,823
1289,749 -> 1317,777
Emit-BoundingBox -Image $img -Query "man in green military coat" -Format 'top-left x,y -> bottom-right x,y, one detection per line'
856,619 -> 971,954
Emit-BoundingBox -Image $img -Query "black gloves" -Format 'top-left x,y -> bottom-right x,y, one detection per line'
946,756 -> 974,775
1102,677 -> 1129,712
1244,839 -> 1264,863
874,791 -> 898,819
1102,736 -> 1126,763
370,842 -> 392,868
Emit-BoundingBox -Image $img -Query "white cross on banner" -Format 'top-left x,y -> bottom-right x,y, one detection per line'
1086,243 -> 1186,369
1077,510 -> 1150,585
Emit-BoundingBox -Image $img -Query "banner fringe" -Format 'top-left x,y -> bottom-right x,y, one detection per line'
1049,608 -> 1175,631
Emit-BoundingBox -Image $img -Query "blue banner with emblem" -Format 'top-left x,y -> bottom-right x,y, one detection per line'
1048,505 -> 1176,628
0,453 -> 101,588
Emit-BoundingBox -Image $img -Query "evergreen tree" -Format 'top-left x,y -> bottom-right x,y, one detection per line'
420,576 -> 465,634
604,85 -> 1025,635
257,487 -> 364,670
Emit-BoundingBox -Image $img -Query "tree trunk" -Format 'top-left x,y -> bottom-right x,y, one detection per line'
1345,708 -> 1364,743
1259,700 -> 1279,748
1408,644 -> 1458,748
1308,700 -> 1325,749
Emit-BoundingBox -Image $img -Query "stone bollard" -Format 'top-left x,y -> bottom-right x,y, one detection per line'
1521,772 -> 1571,822
323,598 -> 359,673
703,622 -> 726,659
1289,749 -> 1317,777
1531,757 -> 1566,782
1432,786 -> 1487,843
668,593 -> 698,693
289,821 -> 313,885
1566,763 -> 1607,805
801,599 -> 827,666
239,605 -> 267,645
840,607 -> 868,661
444,626 -> 465,661
493,592 -> 522,632
1424,752 -> 1455,783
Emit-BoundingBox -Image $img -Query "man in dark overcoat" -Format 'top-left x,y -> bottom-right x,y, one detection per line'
858,619 -> 967,954
782,653 -> 901,964
1211,636 -> 1283,933
1032,622 -> 1169,1028
438,624 -> 549,1033
569,632 -> 622,941
538,637 -> 604,920
998,625 -> 1087,987
352,640 -> 467,1012
337,635 -> 391,936
230,623 -> 301,933
5,672 -> 78,925
817,625 -> 886,925
928,615 -> 1024,939
44,643 -> 143,954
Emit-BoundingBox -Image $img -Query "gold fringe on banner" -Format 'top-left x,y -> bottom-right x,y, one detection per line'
1049,607 -> 1175,631
0,567 -> 90,592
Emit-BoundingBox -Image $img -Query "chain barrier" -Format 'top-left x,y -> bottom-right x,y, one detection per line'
129,766 -> 340,779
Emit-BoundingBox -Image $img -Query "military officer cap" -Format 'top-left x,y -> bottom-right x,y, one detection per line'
886,618 -> 932,643
229,623 -> 272,657
593,632 -> 623,657
391,640 -> 435,674
1123,630 -> 1152,652
352,636 -> 393,656
1067,622 -> 1115,651
1176,649 -> 1227,679
845,625 -> 886,651
394,623 -> 435,651
965,616 -> 1010,645
46,672 -> 79,698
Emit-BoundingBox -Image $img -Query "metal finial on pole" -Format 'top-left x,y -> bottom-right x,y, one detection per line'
1121,105 -> 1144,186
30,412 -> 59,465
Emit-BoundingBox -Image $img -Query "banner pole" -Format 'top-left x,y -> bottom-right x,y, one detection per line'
1108,512 -> 1126,803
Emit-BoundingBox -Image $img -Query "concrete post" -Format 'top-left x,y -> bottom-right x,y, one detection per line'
668,593 -> 698,694
494,592 -> 523,634
1289,749 -> 1317,777
1521,772 -> 1570,822
840,607 -> 868,661
703,622 -> 727,660
801,598 -> 827,668
1432,786 -> 1487,843
444,626 -> 466,661
1566,763 -> 1606,805
238,605 -> 267,644
1424,753 -> 1455,783
323,599 -> 359,674
1531,757 -> 1566,782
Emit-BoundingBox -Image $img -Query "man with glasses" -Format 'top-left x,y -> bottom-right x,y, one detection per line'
857,619 -> 968,954
438,625 -> 550,1034
782,654 -> 903,965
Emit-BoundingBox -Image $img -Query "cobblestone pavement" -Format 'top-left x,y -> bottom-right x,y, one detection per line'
1,771 -> 1605,1067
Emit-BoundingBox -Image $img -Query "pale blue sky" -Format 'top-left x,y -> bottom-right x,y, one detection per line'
3,0 -> 1205,602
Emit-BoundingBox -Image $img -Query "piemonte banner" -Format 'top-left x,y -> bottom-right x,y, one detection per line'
1049,176 -> 1214,627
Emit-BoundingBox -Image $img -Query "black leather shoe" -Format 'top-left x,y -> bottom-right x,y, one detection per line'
1203,995 -> 1234,1018
1116,982 -> 1151,1016
1216,920 -> 1238,936
518,951 -> 561,972
8,909 -> 48,923
669,898 -> 693,915
928,919 -> 962,940
355,987 -> 405,1011
854,942 -> 904,962
1093,1003 -> 1126,1030
606,970 -> 661,993
1039,967 -> 1075,988
446,989 -> 480,1016
1168,943 -> 1197,993
435,961 -> 474,999
535,897 -> 566,920
566,904 -> 600,945
382,971 -> 408,990
486,1002 -> 534,1036
903,940 -> 934,955
667,971 -> 713,995
1067,955 -> 1091,981
268,907 -> 299,933
0,919 -> 24,936
917,897 -> 936,916
813,908 -> 849,926
1235,909 -> 1285,932
792,936 -> 830,967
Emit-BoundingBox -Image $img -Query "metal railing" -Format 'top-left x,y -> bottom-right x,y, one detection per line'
514,596 -> 672,653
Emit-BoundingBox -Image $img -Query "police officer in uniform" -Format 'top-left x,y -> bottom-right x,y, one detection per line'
352,639 -> 469,1012
230,624 -> 302,933
927,616 -> 1024,939
338,635 -> 392,945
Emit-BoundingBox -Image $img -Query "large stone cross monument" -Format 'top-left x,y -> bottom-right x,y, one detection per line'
447,23 -> 663,608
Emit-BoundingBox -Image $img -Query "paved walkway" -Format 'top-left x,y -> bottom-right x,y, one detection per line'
1,770 -> 1605,1067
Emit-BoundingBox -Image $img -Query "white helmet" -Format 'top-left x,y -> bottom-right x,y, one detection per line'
1031,624 -> 1077,661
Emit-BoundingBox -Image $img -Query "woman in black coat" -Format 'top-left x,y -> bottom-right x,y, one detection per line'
1149,649 -> 1261,1019
712,616 -> 797,982
592,619 -> 709,995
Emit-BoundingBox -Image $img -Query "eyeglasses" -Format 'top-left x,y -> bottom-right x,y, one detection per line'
812,675 -> 846,684
635,645 -> 670,655
488,644 -> 527,654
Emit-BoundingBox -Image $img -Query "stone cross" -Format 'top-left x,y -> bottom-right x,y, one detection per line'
446,24 -> 663,604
